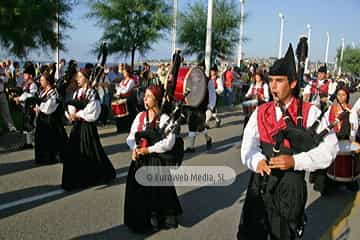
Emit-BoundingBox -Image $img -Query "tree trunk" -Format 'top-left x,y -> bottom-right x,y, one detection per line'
131,47 -> 136,71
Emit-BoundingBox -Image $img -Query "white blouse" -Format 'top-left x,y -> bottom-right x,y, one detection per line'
115,79 -> 135,96
126,112 -> 176,154
245,82 -> 270,102
323,105 -> 359,141
70,87 -> 101,122
38,89 -> 59,115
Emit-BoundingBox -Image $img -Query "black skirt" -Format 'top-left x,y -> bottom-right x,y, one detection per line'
124,154 -> 182,233
35,113 -> 68,164
61,121 -> 116,190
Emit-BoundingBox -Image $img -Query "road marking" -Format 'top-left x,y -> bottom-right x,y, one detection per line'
0,189 -> 65,211
0,139 -> 241,212
0,172 -> 129,212
215,141 -> 241,151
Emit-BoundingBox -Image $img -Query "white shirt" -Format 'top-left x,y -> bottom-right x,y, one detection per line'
245,82 -> 270,102
328,81 -> 338,97
241,99 -> 339,173
38,89 -> 59,115
115,79 -> 135,96
127,112 -> 176,154
211,77 -> 224,95
324,105 -> 358,141
19,82 -> 38,102
70,88 -> 101,122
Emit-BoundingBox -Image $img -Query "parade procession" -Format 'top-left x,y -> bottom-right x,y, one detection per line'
1,0 -> 360,239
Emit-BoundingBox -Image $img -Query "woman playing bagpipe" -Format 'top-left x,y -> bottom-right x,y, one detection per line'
61,70 -> 116,190
124,85 -> 182,233
310,86 -> 359,193
33,64 -> 68,164
113,64 -> 137,132
237,44 -> 338,240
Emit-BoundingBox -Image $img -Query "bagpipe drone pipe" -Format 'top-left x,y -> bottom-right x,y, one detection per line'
55,59 -> 78,99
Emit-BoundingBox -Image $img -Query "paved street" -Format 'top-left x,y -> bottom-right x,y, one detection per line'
1,94 -> 360,240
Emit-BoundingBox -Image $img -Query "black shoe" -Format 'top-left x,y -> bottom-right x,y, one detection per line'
162,216 -> 178,229
150,213 -> 160,231
184,147 -> 195,153
215,119 -> 221,128
22,143 -> 34,149
206,138 -> 212,150
346,181 -> 359,192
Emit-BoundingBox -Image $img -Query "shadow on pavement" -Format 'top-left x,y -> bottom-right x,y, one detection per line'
71,225 -> 147,240
0,159 -> 44,176
304,189 -> 357,239
179,171 -> 250,227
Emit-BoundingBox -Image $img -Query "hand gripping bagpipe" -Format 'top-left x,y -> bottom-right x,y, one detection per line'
134,96 -> 189,168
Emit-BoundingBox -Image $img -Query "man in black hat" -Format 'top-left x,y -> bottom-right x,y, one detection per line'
13,62 -> 39,146
237,45 -> 338,240
303,64 -> 330,112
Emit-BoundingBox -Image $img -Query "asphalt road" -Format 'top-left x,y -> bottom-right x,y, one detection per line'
1,93 -> 360,240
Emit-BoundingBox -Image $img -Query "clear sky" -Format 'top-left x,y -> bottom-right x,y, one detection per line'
21,0 -> 360,63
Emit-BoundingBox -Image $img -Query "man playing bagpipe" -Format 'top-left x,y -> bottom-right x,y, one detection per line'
303,64 -> 330,112
237,44 -> 338,240
11,62 -> 39,147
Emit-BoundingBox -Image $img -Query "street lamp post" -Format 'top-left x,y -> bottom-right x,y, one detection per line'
54,0 -> 60,80
324,32 -> 330,64
304,24 -> 311,73
205,0 -> 213,76
237,0 -> 245,66
338,38 -> 345,76
172,0 -> 178,54
278,12 -> 285,59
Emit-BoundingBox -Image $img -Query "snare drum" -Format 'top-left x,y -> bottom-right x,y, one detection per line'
111,99 -> 129,118
327,140 -> 360,182
242,99 -> 258,116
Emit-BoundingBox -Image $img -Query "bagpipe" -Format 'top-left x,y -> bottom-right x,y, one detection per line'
65,41 -> 108,117
260,95 -> 350,192
134,99 -> 188,168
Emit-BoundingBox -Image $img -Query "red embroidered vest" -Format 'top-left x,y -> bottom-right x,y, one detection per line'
257,98 -> 312,148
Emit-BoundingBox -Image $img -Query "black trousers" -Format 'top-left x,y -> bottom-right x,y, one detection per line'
237,171 -> 307,240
